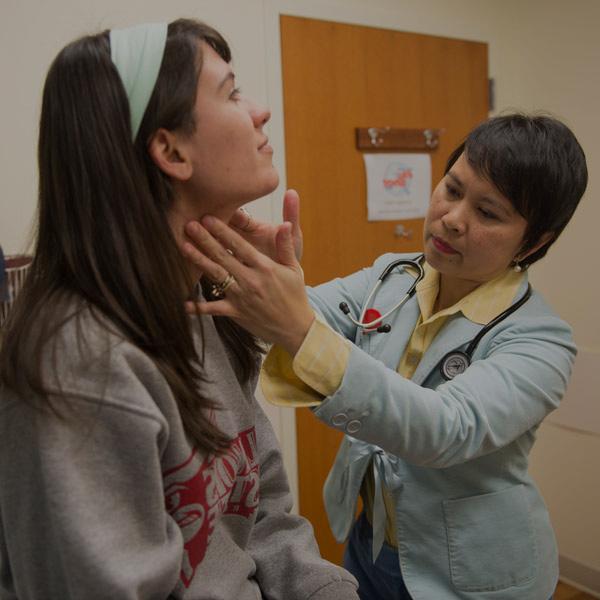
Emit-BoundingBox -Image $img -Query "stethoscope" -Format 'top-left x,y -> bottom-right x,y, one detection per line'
339,255 -> 426,334
339,254 -> 532,380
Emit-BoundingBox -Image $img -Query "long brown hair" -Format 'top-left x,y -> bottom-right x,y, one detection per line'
0,19 -> 262,452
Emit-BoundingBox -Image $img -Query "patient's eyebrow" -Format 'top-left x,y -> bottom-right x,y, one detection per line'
217,71 -> 235,91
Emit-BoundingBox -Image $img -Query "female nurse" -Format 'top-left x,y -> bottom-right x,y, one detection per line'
183,114 -> 587,600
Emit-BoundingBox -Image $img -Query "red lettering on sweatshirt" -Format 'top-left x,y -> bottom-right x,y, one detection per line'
163,427 -> 260,588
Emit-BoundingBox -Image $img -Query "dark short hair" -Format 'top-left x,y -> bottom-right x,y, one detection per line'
445,114 -> 587,266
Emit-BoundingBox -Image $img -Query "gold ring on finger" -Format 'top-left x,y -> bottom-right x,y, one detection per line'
210,273 -> 235,299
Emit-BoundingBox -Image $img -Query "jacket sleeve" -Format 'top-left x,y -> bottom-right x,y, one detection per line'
0,392 -> 183,600
306,258 -> 383,340
247,399 -> 358,600
313,313 -> 577,468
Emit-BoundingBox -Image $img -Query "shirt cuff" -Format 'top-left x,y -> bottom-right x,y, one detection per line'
260,313 -> 351,407
292,313 -> 351,396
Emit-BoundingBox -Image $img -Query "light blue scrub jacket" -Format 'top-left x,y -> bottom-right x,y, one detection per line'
307,253 -> 576,600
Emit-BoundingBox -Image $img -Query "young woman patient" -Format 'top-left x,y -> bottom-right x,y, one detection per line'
0,19 -> 358,600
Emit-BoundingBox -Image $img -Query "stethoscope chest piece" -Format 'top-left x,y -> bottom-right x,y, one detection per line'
440,351 -> 470,380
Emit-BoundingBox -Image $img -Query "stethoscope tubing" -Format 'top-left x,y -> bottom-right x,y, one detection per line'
340,255 -> 425,330
339,254 -> 532,380
463,283 -> 532,358
437,283 -> 532,380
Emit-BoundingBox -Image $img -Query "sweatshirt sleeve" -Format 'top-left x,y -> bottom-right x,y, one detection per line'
247,399 -> 358,600
0,392 -> 183,600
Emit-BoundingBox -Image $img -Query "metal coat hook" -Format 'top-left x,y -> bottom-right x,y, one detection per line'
367,127 -> 390,147
394,224 -> 413,239
357,127 -> 442,151
423,129 -> 439,149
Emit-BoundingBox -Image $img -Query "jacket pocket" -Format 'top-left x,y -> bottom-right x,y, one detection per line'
442,484 -> 537,592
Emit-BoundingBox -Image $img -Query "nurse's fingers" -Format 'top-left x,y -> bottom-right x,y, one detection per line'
282,189 -> 303,261
282,189 -> 300,233
199,216 -> 269,269
181,241 -> 230,285
184,220 -> 252,280
185,298 -> 238,318
275,222 -> 297,267
229,207 -> 256,233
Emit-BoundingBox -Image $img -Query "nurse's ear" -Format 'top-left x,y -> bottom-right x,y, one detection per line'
515,231 -> 555,266
148,128 -> 193,181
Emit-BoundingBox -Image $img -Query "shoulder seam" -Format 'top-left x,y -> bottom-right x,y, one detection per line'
43,386 -> 167,425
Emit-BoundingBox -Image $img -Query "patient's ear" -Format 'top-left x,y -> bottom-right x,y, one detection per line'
147,128 -> 192,181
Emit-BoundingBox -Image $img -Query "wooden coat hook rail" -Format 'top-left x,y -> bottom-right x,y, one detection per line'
356,127 -> 442,150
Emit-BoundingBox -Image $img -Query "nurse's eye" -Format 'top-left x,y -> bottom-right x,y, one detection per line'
229,87 -> 242,101
445,183 -> 461,199
478,207 -> 499,220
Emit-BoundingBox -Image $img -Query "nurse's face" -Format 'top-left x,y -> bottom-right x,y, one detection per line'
177,42 -> 279,215
423,153 -> 529,285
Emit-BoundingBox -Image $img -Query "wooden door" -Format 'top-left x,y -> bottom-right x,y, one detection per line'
280,15 -> 488,564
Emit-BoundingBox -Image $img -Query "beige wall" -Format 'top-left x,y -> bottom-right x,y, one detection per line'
489,0 -> 600,576
2,0 -> 598,583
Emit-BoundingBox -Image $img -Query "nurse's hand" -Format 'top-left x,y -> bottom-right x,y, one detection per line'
183,216 -> 314,356
229,189 -> 303,261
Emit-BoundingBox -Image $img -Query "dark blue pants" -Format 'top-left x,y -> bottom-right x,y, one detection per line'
343,513 -> 412,600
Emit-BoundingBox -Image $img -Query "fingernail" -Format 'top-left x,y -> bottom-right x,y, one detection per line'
185,221 -> 201,234
202,215 -> 215,226
184,301 -> 195,313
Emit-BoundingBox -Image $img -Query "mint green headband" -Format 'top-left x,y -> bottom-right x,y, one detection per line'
110,23 -> 168,140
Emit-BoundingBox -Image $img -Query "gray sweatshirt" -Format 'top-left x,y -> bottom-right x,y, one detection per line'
0,307 -> 358,599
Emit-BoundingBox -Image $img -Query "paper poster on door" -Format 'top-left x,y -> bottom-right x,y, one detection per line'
363,153 -> 431,221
